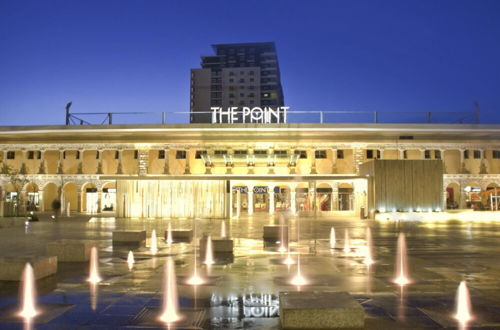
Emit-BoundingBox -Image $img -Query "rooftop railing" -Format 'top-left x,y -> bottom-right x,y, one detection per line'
65,109 -> 480,125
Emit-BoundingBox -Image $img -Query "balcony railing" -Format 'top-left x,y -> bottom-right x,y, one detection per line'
65,109 -> 480,125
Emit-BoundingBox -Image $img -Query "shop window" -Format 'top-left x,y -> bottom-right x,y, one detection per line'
27,151 -> 35,159
493,150 -> 500,159
195,150 -> 207,159
336,150 -> 344,159
315,150 -> 327,159
424,150 -> 431,159
474,150 -> 481,159
158,150 -> 165,159
435,150 -> 441,159
464,150 -> 469,159
176,150 -> 187,159
294,150 -> 307,159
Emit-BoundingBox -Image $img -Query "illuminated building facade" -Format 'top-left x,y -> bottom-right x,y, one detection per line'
0,123 -> 499,218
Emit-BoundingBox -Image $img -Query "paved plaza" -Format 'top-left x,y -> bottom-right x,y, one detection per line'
0,213 -> 500,329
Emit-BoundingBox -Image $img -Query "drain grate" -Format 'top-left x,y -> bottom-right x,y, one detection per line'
130,306 -> 208,329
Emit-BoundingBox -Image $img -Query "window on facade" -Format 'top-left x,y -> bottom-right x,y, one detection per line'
37,151 -> 42,159
239,78 -> 245,83
96,151 -> 100,159
493,150 -> 500,159
403,150 -> 408,159
229,78 -> 234,83
134,150 -> 138,159
473,150 -> 481,159
250,78 -> 254,82
27,151 -> 34,159
195,150 -> 207,159
275,150 -> 287,157
63,151 -> 66,159
315,150 -> 327,159
337,150 -> 344,159
229,71 -> 235,76
76,151 -> 80,160
249,70 -> 254,75
115,150 -> 120,159
176,150 -> 187,159
294,150 -> 307,159
254,150 -> 267,155
6,151 -> 15,159
234,150 -> 247,155
464,150 -> 469,159
424,150 -> 431,159
240,71 -> 244,75
240,93 -> 244,97
214,150 -> 227,155
366,150 -> 374,159
158,150 -> 165,159
435,150 -> 441,159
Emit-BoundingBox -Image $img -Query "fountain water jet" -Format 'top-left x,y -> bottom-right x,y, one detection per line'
290,254 -> 308,286
127,251 -> 135,271
454,281 -> 473,327
150,229 -> 158,254
329,227 -> 336,249
158,257 -> 182,324
220,220 -> 226,238
187,219 -> 205,285
166,223 -> 173,245
19,263 -> 37,320
393,233 -> 410,286
204,235 -> 215,265
283,247 -> 295,265
363,227 -> 375,266
88,246 -> 102,284
343,229 -> 350,255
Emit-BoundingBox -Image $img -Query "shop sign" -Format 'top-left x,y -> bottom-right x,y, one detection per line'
253,186 -> 268,194
211,106 -> 289,124
233,186 -> 249,194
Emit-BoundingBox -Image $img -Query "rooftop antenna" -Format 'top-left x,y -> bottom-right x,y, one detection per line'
65,102 -> 73,125
473,101 -> 480,124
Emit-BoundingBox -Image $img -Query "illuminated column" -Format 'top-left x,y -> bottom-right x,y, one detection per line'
290,187 -> 296,214
379,149 -> 384,159
236,189 -> 241,218
310,149 -> 317,174
58,150 -> 64,174
269,185 -> 275,214
398,149 -> 404,160
164,149 -> 170,174
247,185 -> 254,215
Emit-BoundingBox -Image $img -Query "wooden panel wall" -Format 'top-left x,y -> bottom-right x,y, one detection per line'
360,160 -> 443,212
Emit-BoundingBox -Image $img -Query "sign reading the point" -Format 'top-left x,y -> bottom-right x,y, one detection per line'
211,106 -> 289,124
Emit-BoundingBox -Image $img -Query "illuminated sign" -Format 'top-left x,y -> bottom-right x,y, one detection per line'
211,106 -> 289,124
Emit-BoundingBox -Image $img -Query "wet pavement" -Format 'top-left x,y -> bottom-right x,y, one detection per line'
0,212 -> 500,329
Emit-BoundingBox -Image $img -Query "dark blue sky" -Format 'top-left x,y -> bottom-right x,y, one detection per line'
0,0 -> 499,125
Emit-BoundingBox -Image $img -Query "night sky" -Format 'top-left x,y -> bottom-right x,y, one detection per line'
0,0 -> 499,126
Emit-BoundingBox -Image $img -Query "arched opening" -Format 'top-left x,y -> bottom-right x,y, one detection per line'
4,183 -> 20,216
62,182 -> 78,212
43,182 -> 59,211
485,183 -> 500,210
81,183 -> 98,213
446,183 -> 460,209
102,181 -> 116,212
463,181 -> 481,210
295,183 -> 310,211
24,182 -> 39,211
316,182 -> 333,211
275,184 -> 291,211
338,182 -> 354,211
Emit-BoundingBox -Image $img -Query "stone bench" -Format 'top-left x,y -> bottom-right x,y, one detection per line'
46,240 -> 96,262
165,229 -> 193,243
0,217 -> 27,228
279,291 -> 364,329
199,237 -> 234,254
263,225 -> 289,244
0,256 -> 58,281
112,230 -> 147,244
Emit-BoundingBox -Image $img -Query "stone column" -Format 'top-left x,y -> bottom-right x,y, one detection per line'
459,149 -> 468,174
247,190 -> 254,215
379,149 -> 384,160
39,191 -> 44,212
247,149 -> 255,175
164,149 -> 170,174
236,189 -> 241,218
269,185 -> 275,214
308,182 -> 316,212
310,149 -> 317,174
290,187 -> 296,214
138,149 -> 149,175
184,149 -> 191,174
58,150 -> 64,174
353,148 -> 364,175
331,148 -> 337,173
267,150 -> 275,175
